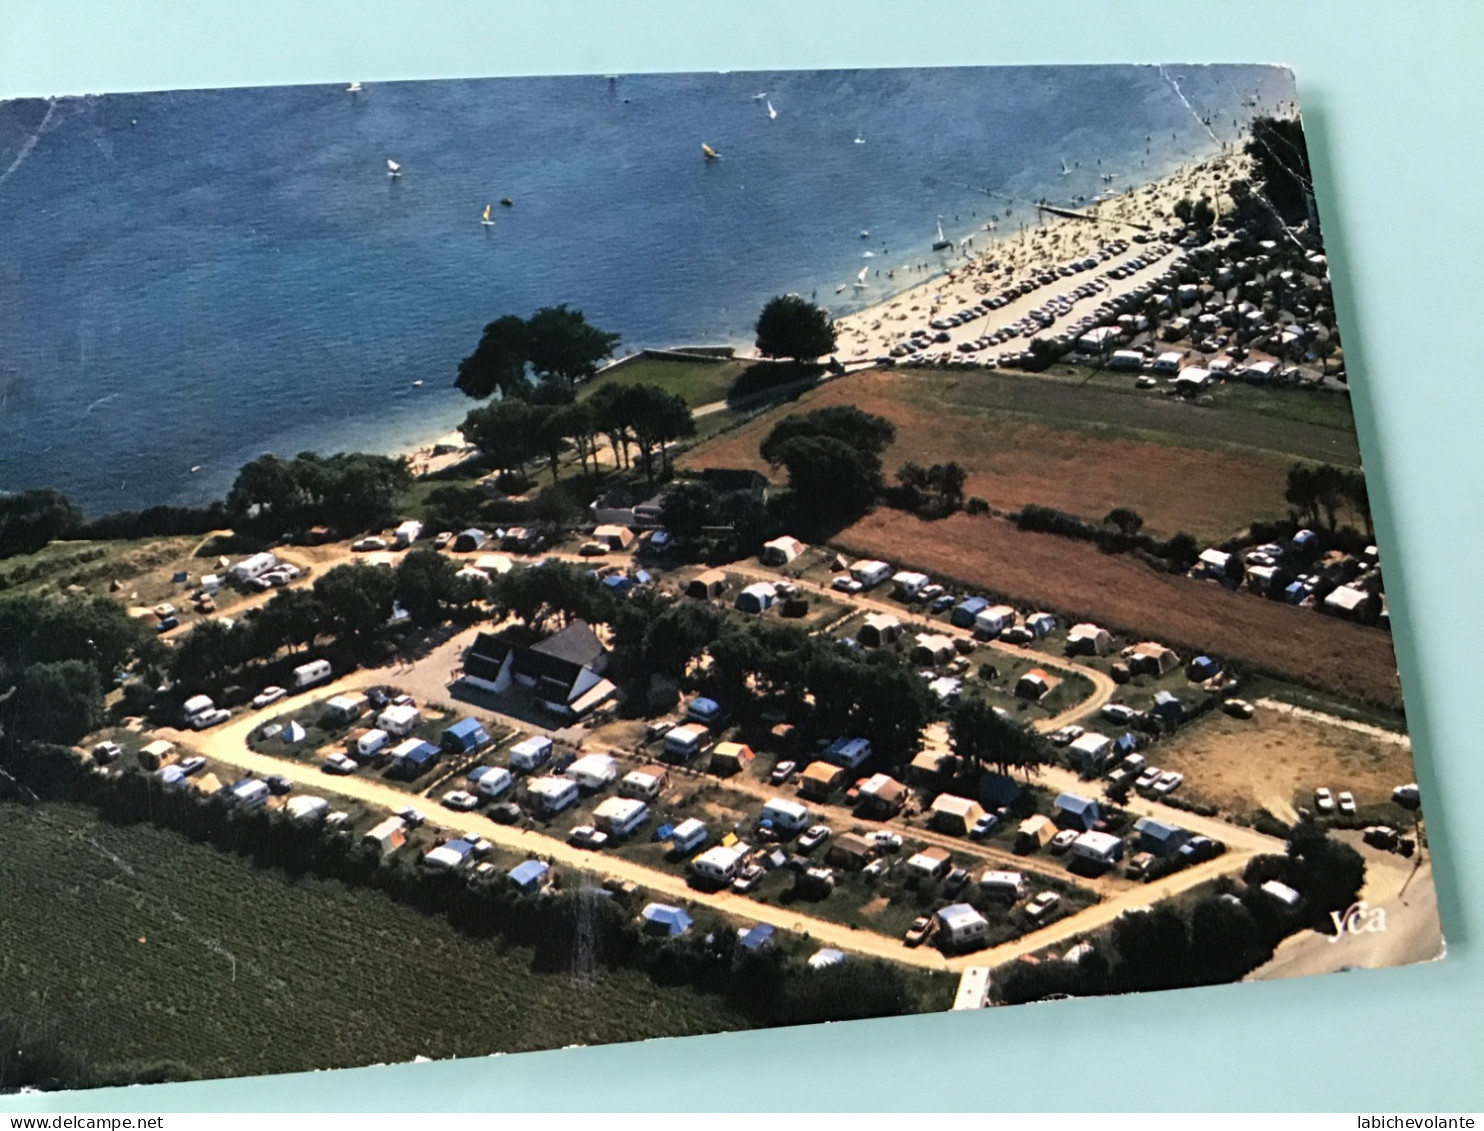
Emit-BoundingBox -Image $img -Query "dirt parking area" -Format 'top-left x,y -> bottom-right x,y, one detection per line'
1153,706 -> 1419,817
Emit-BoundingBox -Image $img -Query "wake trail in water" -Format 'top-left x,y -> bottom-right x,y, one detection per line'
0,97 -> 61,187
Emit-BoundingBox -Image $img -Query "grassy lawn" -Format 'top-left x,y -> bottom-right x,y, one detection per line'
0,801 -> 752,1084
581,356 -> 751,409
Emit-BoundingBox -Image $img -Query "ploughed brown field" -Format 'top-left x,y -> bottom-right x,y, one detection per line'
684,369 -> 1311,541
834,509 -> 1403,712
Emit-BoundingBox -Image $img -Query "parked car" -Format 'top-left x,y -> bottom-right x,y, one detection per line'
863,856 -> 890,877
152,603 -> 178,620
1135,766 -> 1163,790
1101,704 -> 1138,725
831,576 -> 864,595
1126,851 -> 1158,880
1177,836 -> 1220,864
177,756 -> 207,776
1049,829 -> 1079,854
944,867 -> 971,896
904,915 -> 938,947
252,686 -> 287,709
568,825 -> 610,850
322,753 -> 358,774
441,790 -> 480,811
265,774 -> 294,795
1363,826 -> 1400,850
1152,771 -> 1185,795
352,537 -> 388,552
969,812 -> 1000,840
156,616 -> 180,633
865,830 -> 904,852
797,825 -> 831,853
769,760 -> 798,786
397,807 -> 427,827
1025,891 -> 1062,921
1049,725 -> 1085,747
731,864 -> 766,893
1314,787 -> 1336,813
1338,791 -> 1357,815
1223,698 -> 1256,719
488,801 -> 523,825
929,594 -> 957,614
433,531 -> 453,550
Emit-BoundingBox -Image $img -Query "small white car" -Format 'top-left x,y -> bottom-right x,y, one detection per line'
1338,791 -> 1357,815
352,537 -> 388,552
1101,704 -> 1138,725
797,825 -> 832,853
1135,766 -> 1162,790
831,576 -> 864,595
568,825 -> 610,850
1049,829 -> 1079,854
1026,891 -> 1063,921
1314,787 -> 1336,813
1153,771 -> 1185,795
322,753 -> 358,774
1049,725 -> 1085,747
865,830 -> 904,852
441,790 -> 481,811
252,686 -> 288,709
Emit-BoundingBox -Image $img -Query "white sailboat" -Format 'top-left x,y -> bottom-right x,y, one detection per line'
766,99 -> 777,120
854,266 -> 869,289
346,81 -> 363,94
386,158 -> 402,177
481,204 -> 495,227
1060,158 -> 1072,176
932,217 -> 951,251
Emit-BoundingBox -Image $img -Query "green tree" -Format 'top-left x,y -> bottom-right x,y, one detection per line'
622,385 -> 696,483
455,314 -> 531,400
0,488 -> 83,559
1104,507 -> 1144,535
948,697 -> 1049,777
524,305 -> 621,385
588,383 -> 636,471
759,406 -> 896,465
1284,823 -> 1367,930
225,453 -> 409,538
10,660 -> 103,744
1246,116 -> 1315,228
460,399 -> 545,479
245,587 -> 326,657
313,563 -> 397,645
394,547 -> 463,627
754,294 -> 837,362
769,434 -> 880,519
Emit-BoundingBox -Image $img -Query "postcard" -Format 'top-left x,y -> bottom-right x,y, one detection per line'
0,64 -> 1442,1093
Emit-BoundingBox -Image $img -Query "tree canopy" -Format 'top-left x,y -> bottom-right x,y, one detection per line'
0,488 -> 83,559
948,697 -> 1050,778
226,452 -> 411,539
455,306 -> 620,400
754,294 -> 837,362
1245,116 -> 1315,228
759,405 -> 896,465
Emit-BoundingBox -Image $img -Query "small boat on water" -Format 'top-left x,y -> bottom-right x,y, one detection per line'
500,197 -> 513,207
766,100 -> 777,120
854,267 -> 869,289
702,143 -> 720,160
347,81 -> 363,94
931,217 -> 952,252
1060,158 -> 1071,176
386,158 -> 402,177
481,205 -> 494,227
854,135 -> 865,144
860,229 -> 869,238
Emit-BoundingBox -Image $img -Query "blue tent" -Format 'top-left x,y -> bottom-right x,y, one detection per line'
442,717 -> 492,754
640,903 -> 693,937
1114,732 -> 1140,755
392,740 -> 441,779
950,597 -> 989,628
1188,655 -> 1221,680
1054,792 -> 1101,831
1134,816 -> 1190,857
977,771 -> 1023,809
1151,691 -> 1184,724
739,923 -> 776,951
602,574 -> 634,592
508,859 -> 550,892
686,697 -> 723,723
1284,582 -> 1308,605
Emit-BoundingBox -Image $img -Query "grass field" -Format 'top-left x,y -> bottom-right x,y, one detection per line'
681,368 -> 1361,541
582,355 -> 750,409
834,509 -> 1404,712
0,801 -> 751,1085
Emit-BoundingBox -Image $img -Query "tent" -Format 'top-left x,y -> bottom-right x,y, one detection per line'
282,721 -> 307,743
639,903 -> 694,938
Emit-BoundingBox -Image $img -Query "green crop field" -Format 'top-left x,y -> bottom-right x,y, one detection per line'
0,801 -> 751,1086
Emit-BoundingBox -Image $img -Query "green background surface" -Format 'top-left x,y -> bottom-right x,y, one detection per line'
1,0 -> 1479,1112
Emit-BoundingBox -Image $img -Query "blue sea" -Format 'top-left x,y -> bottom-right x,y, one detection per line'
0,64 -> 1295,515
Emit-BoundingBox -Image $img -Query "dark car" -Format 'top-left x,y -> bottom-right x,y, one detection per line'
1177,835 -> 1221,864
930,594 -> 957,614
156,616 -> 180,633
488,802 -> 523,825
943,867 -> 971,897
265,774 -> 294,795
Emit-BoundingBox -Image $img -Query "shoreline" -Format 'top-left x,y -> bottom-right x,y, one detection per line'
831,147 -> 1256,364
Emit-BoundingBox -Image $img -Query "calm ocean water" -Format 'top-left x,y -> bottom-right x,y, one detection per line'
0,65 -> 1295,514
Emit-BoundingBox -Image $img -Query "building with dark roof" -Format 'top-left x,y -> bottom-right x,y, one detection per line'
461,620 -> 617,720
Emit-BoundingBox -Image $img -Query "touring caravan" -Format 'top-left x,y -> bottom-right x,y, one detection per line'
509,735 -> 554,772
291,659 -> 332,690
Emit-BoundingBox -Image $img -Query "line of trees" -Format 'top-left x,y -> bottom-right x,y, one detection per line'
225,452 -> 412,542
1285,462 -> 1372,538
460,381 -> 694,488
947,696 -> 1052,779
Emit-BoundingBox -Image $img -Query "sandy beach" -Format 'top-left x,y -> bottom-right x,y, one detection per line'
831,148 -> 1256,364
